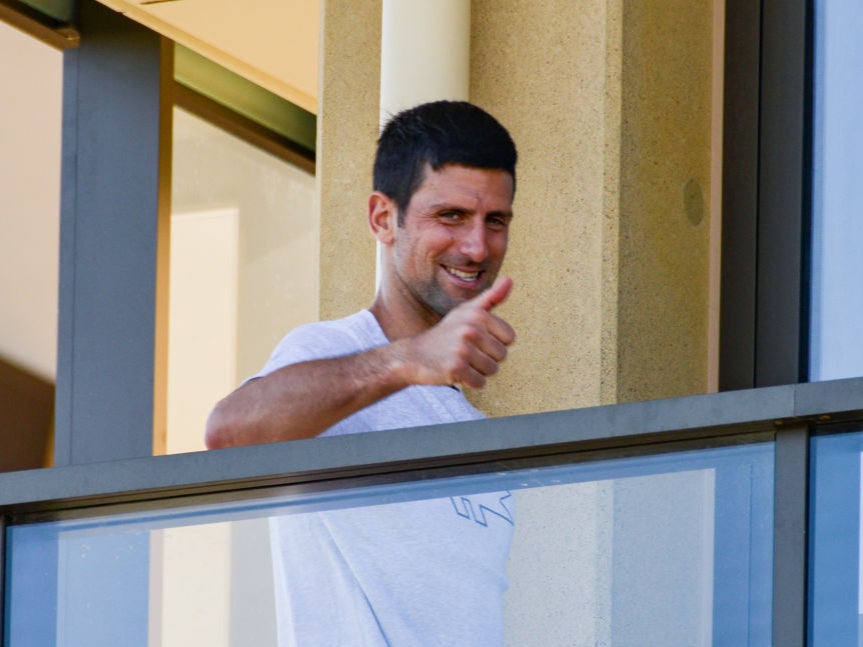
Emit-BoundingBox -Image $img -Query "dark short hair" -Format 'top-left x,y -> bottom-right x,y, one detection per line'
373,100 -> 517,220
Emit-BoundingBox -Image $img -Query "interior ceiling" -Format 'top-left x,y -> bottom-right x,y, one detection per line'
97,0 -> 319,114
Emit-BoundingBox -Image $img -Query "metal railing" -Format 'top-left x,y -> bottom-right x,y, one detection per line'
3,376 -> 863,645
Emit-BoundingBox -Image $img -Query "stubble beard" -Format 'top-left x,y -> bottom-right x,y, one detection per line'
409,276 -> 459,320
410,267 -> 497,321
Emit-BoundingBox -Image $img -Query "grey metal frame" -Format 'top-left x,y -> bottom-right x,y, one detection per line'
720,0 -> 760,390
721,0 -> 814,389
53,0 -> 316,468
4,378 -> 863,644
6,378 -> 857,518
55,0 -> 170,465
5,377 -> 861,517
756,0 -> 814,387
773,425 -> 810,647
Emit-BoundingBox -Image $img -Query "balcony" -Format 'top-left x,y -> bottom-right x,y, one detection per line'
3,378 -> 862,645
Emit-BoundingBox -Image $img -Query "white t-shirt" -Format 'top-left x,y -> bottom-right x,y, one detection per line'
256,310 -> 514,646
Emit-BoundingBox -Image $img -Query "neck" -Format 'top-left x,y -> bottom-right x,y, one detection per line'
369,289 -> 441,342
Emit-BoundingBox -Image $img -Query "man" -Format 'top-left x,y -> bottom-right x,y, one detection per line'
206,100 -> 518,645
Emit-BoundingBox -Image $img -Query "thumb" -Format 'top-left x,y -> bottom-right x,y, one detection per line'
474,276 -> 513,311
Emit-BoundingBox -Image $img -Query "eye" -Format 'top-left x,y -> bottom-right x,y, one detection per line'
486,215 -> 510,230
438,211 -> 464,222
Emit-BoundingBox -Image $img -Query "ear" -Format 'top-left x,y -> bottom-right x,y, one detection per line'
368,191 -> 397,245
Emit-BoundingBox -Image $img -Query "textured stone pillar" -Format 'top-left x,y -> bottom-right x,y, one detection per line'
470,0 -> 715,417
470,0 -> 624,417
467,3 -> 717,645
317,0 -> 381,320
616,2 -> 714,403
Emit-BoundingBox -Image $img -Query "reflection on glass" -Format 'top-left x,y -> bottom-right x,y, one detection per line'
0,21 -> 63,472
809,430 -> 863,646
5,443 -> 773,646
810,2 -> 863,641
810,2 -> 863,381
167,107 -> 317,455
0,21 -> 62,381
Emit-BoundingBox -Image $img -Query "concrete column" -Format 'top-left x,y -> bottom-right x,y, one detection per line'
468,3 -> 718,646
317,0 -> 381,321
380,0 -> 470,124
378,1 -> 472,283
318,0 -> 473,317
470,0 -> 716,417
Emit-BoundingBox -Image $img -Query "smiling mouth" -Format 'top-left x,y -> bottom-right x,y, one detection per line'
443,266 -> 482,282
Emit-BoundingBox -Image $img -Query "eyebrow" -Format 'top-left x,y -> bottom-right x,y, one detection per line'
426,202 -> 514,218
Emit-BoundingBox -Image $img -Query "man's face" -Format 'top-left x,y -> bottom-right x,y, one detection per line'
389,163 -> 514,319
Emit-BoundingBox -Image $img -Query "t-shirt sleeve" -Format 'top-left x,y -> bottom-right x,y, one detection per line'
250,321 -> 360,382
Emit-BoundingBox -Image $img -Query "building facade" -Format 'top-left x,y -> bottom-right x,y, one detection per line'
1,1 -> 861,645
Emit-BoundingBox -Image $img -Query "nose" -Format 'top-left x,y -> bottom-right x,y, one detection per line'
458,219 -> 489,263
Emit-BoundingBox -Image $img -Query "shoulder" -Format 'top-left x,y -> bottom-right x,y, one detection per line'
257,310 -> 385,377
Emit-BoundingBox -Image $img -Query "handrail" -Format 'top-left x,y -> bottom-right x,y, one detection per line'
2,377 -> 863,520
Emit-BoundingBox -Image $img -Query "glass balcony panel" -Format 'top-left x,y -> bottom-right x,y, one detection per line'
5,442 -> 773,646
809,430 -> 863,645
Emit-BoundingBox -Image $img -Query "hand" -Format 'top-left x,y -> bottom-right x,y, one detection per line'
398,277 -> 516,389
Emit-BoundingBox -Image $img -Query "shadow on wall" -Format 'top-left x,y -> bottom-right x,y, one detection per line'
0,356 -> 53,471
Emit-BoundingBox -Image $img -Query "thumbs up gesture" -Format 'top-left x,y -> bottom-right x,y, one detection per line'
396,277 -> 516,389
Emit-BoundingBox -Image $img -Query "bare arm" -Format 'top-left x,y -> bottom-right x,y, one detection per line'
205,278 -> 515,448
205,344 -> 412,448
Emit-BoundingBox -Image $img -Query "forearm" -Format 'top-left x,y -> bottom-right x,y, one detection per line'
205,345 -> 411,448
205,281 -> 515,449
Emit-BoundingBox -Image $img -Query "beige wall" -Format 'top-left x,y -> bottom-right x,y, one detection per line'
472,0 -> 716,414
317,0 -> 382,321
318,0 -> 718,415
470,0 -> 624,415
616,2 -> 715,403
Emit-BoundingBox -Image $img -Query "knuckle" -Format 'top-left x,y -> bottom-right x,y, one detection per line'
456,323 -> 482,345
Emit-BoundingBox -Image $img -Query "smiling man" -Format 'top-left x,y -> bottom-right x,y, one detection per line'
205,101 -> 518,646
206,100 -> 518,448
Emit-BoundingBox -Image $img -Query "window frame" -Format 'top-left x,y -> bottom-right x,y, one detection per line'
720,0 -> 814,390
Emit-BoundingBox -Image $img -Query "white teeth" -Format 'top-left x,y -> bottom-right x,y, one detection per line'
445,267 -> 480,280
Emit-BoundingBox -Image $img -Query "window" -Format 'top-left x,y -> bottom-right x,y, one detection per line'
809,2 -> 863,382
0,18 -> 64,470
164,105 -> 317,454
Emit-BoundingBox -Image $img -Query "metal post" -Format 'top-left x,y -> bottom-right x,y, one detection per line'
55,0 -> 171,464
772,424 -> 810,647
